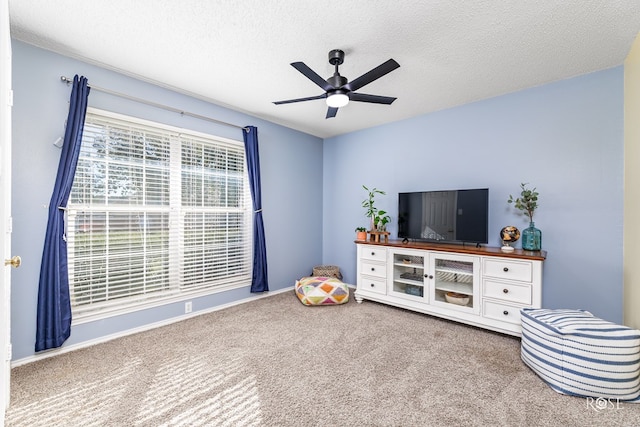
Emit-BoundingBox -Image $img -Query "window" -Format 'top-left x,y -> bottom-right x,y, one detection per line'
67,108 -> 252,319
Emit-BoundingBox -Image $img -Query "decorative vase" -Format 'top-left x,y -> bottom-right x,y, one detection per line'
522,222 -> 541,251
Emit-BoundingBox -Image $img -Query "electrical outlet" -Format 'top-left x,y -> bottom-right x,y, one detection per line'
185,301 -> 192,314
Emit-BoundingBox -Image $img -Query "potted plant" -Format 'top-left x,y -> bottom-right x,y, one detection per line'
374,211 -> 391,232
507,183 -> 541,250
362,185 -> 386,230
355,227 -> 367,241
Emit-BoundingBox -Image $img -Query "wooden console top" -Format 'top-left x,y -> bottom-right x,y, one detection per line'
355,239 -> 547,261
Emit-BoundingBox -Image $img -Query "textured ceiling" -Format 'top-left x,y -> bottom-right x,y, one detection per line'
8,1 -> 640,138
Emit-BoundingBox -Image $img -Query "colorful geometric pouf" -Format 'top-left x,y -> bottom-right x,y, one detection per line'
295,276 -> 349,306
521,308 -> 640,403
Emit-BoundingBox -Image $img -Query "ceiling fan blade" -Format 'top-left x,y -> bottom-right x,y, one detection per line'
273,94 -> 327,105
326,107 -> 338,119
344,59 -> 400,92
291,62 -> 334,92
349,92 -> 397,105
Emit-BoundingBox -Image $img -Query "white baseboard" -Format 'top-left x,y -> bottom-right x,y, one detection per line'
11,286 -> 293,368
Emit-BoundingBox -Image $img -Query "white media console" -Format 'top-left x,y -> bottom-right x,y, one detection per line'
355,240 -> 546,336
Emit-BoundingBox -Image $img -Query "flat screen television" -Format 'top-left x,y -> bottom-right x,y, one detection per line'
398,188 -> 489,244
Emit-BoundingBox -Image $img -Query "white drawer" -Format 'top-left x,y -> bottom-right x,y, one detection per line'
360,261 -> 386,279
483,300 -> 523,325
483,259 -> 532,282
361,246 -> 387,262
483,280 -> 532,305
360,277 -> 386,295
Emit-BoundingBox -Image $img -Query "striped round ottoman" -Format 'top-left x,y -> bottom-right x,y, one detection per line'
520,308 -> 640,402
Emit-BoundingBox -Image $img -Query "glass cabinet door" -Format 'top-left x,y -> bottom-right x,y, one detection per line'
430,253 -> 480,314
389,250 -> 428,302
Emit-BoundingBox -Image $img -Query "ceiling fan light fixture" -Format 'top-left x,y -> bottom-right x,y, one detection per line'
326,92 -> 349,108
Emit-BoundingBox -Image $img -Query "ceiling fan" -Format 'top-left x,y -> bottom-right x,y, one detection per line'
273,49 -> 400,119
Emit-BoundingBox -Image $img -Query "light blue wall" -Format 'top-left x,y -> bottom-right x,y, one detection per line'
11,41 -> 324,360
11,39 -> 625,361
323,67 -> 624,324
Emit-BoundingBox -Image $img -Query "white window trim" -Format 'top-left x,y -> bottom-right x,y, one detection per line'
68,107 -> 253,323
71,283 -> 246,325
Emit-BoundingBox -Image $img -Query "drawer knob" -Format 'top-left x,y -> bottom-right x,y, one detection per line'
503,288 -> 509,294
371,252 -> 375,256
370,283 -> 375,288
503,310 -> 509,316
503,267 -> 509,272
371,267 -> 375,272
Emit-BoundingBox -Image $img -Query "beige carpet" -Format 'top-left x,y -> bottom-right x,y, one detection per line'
5,290 -> 640,426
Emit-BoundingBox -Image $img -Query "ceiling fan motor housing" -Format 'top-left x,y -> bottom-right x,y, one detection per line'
328,75 -> 348,88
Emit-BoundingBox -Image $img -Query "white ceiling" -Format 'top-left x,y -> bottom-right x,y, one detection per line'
8,1 -> 640,139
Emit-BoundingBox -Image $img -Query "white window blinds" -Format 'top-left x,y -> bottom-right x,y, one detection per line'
67,109 -> 252,317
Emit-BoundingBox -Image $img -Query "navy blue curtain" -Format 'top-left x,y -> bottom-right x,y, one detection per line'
35,75 -> 90,351
243,126 -> 269,292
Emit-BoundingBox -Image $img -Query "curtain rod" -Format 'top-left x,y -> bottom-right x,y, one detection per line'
60,76 -> 249,132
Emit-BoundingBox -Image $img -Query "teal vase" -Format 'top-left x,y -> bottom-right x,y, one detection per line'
522,221 -> 541,251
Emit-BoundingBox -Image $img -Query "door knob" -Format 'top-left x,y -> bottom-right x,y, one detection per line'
4,256 -> 21,268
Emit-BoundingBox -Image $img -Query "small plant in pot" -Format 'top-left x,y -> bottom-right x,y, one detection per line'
362,185 -> 386,230
374,211 -> 391,232
507,182 -> 542,251
355,227 -> 367,241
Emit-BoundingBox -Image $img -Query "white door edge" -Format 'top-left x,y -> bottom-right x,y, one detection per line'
1,0 -> 13,424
